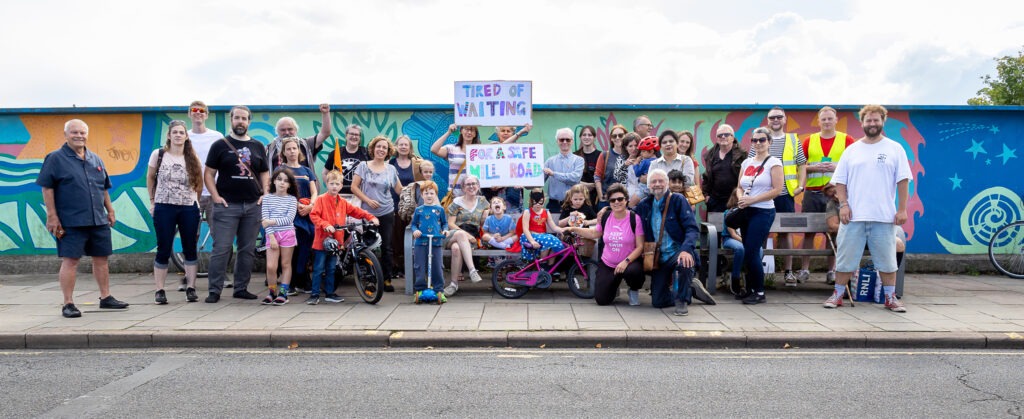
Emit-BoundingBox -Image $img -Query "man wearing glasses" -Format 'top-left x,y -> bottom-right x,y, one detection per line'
750,106 -> 807,287
267,103 -> 332,170
543,128 -> 584,215
633,115 -> 654,138
702,124 -> 745,212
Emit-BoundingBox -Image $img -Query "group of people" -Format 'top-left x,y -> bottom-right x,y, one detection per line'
38,101 -> 911,318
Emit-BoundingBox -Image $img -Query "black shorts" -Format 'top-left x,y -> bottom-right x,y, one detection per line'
802,190 -> 829,213
773,194 -> 795,213
57,225 -> 113,258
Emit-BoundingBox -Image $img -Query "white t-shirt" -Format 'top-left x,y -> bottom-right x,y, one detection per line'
831,137 -> 911,223
148,150 -> 198,206
738,156 -> 782,209
190,128 -> 224,196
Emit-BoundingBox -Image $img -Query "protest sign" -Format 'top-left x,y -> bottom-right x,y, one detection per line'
466,143 -> 544,188
454,80 -> 532,126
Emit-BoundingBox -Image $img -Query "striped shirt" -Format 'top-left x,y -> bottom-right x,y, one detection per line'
261,194 -> 297,235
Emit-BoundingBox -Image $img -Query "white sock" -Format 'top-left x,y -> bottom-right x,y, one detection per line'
835,284 -> 846,295
883,285 -> 896,296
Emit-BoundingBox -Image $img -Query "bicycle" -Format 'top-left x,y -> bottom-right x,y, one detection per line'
328,220 -> 385,304
989,220 -> 1024,279
491,232 -> 598,299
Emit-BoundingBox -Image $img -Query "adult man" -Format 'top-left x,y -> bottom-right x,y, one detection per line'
267,103 -> 332,170
823,105 -> 911,312
184,100 -> 224,291
203,105 -> 270,303
702,124 -> 745,212
543,128 -> 584,214
801,106 -> 857,283
37,119 -> 130,317
750,106 -> 807,286
636,169 -> 713,315
323,124 -> 369,201
633,115 -> 653,138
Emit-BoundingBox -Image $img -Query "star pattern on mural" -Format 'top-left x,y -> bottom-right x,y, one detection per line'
986,159 -> 992,165
965,139 -> 987,159
948,173 -> 963,190
996,143 -> 1017,164
990,125 -> 1000,134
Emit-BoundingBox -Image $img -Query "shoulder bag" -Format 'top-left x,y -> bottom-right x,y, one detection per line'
642,197 -> 672,272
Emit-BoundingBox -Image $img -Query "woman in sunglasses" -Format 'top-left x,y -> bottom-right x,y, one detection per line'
732,127 -> 783,305
594,124 -> 629,208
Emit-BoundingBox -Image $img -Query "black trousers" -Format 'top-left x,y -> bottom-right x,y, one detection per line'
593,259 -> 645,306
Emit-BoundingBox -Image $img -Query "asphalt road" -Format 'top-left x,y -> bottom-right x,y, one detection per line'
2,349 -> 1022,418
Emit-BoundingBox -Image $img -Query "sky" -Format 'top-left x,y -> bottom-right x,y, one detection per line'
1,0 -> 1021,108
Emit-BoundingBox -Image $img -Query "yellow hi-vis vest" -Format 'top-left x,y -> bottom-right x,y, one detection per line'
780,133 -> 801,196
805,132 -> 849,189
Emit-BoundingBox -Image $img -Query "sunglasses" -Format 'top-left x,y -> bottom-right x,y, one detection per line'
558,138 -> 573,143
767,115 -> 784,121
611,133 -> 625,139
751,137 -> 769,143
609,196 -> 626,203
716,133 -> 734,139
190,107 -> 207,114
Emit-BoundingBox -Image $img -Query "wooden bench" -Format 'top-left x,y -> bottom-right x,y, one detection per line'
402,227 -> 518,295
699,212 -> 906,297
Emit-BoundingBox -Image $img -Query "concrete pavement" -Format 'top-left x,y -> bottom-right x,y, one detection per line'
1,272 -> 1023,349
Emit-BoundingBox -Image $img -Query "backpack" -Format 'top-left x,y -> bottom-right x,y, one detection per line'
398,182 -> 423,222
597,209 -> 638,256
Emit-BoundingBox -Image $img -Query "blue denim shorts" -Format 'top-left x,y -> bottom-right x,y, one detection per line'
835,221 -> 897,273
57,225 -> 113,258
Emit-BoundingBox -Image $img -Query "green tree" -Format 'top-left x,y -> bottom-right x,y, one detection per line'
969,48 -> 1024,105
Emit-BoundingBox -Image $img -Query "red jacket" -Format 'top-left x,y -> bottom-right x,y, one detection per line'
309,194 -> 377,250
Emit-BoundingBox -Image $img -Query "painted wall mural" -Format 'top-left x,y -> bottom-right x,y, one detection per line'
0,106 -> 1020,256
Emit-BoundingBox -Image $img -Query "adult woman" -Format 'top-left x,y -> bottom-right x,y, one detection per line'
146,120 -> 203,304
616,133 -> 642,203
566,184 -> 644,306
443,174 -> 488,295
277,137 -> 318,294
595,124 -> 629,206
677,130 -> 701,189
650,129 -> 696,187
573,125 -> 603,206
430,124 -> 480,198
390,135 -> 424,276
732,127 -> 783,305
352,135 -> 403,292
702,125 -> 746,212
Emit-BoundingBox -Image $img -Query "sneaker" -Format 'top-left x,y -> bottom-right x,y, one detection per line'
784,271 -> 798,287
413,291 -> 422,304
205,293 -> 220,303
444,281 -> 459,297
305,295 -> 321,305
823,292 -> 844,309
734,290 -> 751,300
185,287 -> 198,303
62,303 -> 82,318
288,287 -> 302,296
486,257 -> 497,268
469,270 -> 482,283
273,294 -> 288,306
383,279 -> 395,293
742,293 -> 766,305
884,295 -> 907,313
324,294 -> 345,303
233,290 -> 258,300
628,289 -> 640,306
224,282 -> 233,289
797,269 -> 810,283
690,278 -> 717,306
825,271 -> 836,285
99,295 -> 129,309
437,293 -> 448,304
155,289 -> 168,305
178,277 -> 187,291
673,301 -> 689,316
261,293 -> 275,305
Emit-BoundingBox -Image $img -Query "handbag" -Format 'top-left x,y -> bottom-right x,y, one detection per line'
440,160 -> 467,209
642,196 -> 672,272
683,184 -> 705,205
724,157 -> 770,230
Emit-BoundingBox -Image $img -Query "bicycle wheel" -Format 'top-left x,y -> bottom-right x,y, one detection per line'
492,259 -> 530,299
354,249 -> 385,304
567,260 -> 598,299
989,220 -> 1024,279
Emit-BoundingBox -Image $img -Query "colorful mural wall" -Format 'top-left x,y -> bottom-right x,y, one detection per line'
0,105 -> 1021,256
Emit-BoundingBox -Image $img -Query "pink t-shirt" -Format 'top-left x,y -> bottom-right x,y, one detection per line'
595,212 -> 644,268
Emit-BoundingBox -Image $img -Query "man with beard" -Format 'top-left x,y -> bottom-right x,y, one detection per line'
323,124 -> 369,204
823,105 -> 911,313
203,105 -> 270,303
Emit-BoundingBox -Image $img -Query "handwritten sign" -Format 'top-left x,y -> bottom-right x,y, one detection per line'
466,143 -> 544,188
454,80 -> 532,126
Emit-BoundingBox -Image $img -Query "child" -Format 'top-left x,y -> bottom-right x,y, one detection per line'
483,196 -> 517,249
280,137 -> 318,295
558,184 -> 597,228
261,168 -> 299,305
308,170 -> 379,305
515,189 -> 565,264
410,181 -> 448,304
629,136 -> 659,207
668,169 -> 687,194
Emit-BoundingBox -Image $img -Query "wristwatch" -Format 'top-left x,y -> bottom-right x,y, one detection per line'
624,257 -> 631,263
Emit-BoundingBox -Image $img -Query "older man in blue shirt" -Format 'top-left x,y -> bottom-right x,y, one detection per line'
37,119 -> 130,318
543,127 -> 584,215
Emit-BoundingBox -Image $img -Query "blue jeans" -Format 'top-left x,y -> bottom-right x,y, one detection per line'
741,207 -> 776,293
311,250 -> 337,297
651,252 -> 695,308
153,203 -> 200,268
208,201 -> 261,294
414,244 -> 445,293
722,237 -> 745,279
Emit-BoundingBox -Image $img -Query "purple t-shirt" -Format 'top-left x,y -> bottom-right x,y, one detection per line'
595,212 -> 644,268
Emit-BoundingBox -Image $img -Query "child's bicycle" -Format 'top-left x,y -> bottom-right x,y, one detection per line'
326,220 -> 385,304
491,232 -> 598,299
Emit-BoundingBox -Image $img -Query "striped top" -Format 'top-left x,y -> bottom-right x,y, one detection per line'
261,193 -> 297,235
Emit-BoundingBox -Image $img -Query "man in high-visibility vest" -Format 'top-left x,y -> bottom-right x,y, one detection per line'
750,106 -> 807,287
801,106 -> 858,285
